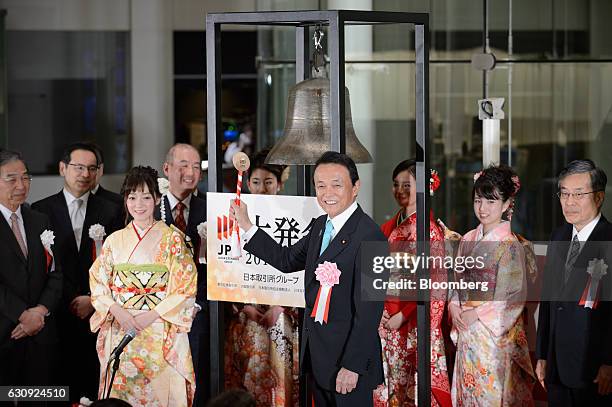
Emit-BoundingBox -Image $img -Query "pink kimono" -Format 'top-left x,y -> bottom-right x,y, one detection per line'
450,221 -> 535,406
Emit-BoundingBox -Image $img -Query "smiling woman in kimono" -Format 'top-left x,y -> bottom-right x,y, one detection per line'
89,166 -> 198,407
374,159 -> 452,407
449,165 -> 535,406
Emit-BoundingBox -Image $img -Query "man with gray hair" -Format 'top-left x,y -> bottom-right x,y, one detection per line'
0,149 -> 63,389
536,159 -> 612,406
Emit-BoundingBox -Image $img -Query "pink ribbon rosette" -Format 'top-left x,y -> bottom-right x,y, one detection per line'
579,258 -> 608,309
310,261 -> 341,324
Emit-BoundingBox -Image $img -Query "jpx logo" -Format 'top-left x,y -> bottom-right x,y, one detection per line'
217,215 -> 235,241
217,215 -> 234,257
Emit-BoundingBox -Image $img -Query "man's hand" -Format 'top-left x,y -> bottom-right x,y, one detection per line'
133,310 -> 160,331
594,364 -> 612,395
449,303 -> 466,331
535,359 -> 546,390
11,309 -> 45,339
384,311 -> 404,330
230,199 -> 253,231
261,306 -> 284,329
336,367 -> 359,394
70,295 -> 94,319
110,304 -> 143,333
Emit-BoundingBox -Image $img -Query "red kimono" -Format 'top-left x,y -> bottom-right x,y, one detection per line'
374,211 -> 452,407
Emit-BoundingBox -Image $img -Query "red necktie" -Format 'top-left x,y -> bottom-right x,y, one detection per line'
174,202 -> 187,232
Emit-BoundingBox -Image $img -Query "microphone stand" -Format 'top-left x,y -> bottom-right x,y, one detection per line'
105,354 -> 123,399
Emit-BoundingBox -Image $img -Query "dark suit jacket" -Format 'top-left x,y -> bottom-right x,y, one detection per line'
32,192 -> 122,303
244,205 -> 388,390
155,194 -> 207,303
0,205 -> 63,349
536,215 -> 612,388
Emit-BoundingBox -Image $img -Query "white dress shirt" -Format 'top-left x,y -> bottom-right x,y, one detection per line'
166,193 -> 192,223
566,213 -> 601,262
0,203 -> 28,252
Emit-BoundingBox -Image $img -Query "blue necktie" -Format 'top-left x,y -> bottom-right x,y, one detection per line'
319,219 -> 334,255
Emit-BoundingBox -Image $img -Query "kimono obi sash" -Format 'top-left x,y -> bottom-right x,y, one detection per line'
459,265 -> 497,305
110,264 -> 169,311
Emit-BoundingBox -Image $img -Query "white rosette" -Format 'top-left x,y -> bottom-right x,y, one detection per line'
40,229 -> 56,272
89,223 -> 106,260
584,258 -> 608,308
197,221 -> 207,264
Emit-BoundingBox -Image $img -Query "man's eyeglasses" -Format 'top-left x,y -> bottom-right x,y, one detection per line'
1,175 -> 33,185
68,163 -> 99,173
556,190 -> 602,201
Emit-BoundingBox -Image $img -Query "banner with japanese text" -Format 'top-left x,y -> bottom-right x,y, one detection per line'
206,192 -> 324,307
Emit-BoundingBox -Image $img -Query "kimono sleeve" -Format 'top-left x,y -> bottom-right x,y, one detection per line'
89,237 -> 117,332
154,230 -> 198,332
474,241 -> 527,337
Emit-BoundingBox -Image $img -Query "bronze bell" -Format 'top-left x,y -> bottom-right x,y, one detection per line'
265,76 -> 373,165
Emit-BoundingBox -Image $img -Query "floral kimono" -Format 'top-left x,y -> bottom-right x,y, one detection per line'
225,305 -> 300,407
450,221 -> 535,407
374,211 -> 452,407
90,221 -> 197,407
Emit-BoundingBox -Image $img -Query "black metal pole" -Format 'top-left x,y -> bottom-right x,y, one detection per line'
295,24 -> 312,407
329,13 -> 346,154
415,21 -> 431,407
206,15 -> 224,399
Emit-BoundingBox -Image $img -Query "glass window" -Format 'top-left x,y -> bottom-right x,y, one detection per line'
6,31 -> 130,174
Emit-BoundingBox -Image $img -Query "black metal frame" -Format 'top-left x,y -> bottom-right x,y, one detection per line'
206,9 -> 430,406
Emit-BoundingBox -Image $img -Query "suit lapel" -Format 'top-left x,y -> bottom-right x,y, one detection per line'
22,205 -> 41,272
306,207 -> 363,286
80,194 -> 101,256
0,208 -> 27,264
563,216 -> 609,292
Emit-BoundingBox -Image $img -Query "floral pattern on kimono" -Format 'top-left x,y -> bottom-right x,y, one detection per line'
374,211 -> 452,407
225,304 -> 300,407
450,221 -> 536,407
90,222 -> 197,407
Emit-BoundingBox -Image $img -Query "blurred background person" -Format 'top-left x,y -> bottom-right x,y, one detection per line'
224,149 -> 298,407
374,159 -> 452,407
89,166 -> 197,406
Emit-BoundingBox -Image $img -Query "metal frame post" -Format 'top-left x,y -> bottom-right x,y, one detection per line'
415,21 -> 431,407
205,11 -> 430,405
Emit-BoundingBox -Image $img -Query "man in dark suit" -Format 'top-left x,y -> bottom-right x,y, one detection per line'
536,159 -> 612,406
32,142 -> 122,402
0,150 -> 63,404
232,151 -> 388,406
155,143 -> 209,405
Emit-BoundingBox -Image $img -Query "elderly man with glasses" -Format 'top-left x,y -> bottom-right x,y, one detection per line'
0,149 -> 63,395
32,142 -> 122,403
536,159 -> 612,406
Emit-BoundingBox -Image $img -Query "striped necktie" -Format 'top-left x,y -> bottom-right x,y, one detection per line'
565,235 -> 581,282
